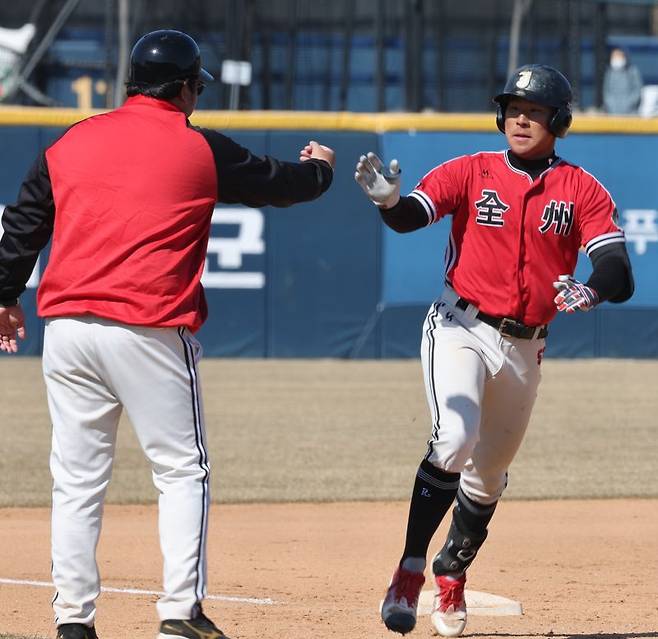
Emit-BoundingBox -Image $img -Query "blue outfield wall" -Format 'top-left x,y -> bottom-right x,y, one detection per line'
1,123 -> 657,358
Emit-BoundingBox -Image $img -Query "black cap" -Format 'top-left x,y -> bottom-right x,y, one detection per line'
129,29 -> 214,86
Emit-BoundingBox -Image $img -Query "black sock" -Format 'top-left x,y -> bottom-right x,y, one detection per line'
401,459 -> 460,561
454,487 -> 497,534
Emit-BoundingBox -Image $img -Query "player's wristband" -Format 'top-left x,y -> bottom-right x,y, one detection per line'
0,298 -> 19,308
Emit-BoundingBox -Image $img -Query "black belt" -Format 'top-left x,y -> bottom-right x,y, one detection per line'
454,298 -> 548,340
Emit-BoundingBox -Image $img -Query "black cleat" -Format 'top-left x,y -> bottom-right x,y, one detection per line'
158,608 -> 229,639
55,624 -> 99,639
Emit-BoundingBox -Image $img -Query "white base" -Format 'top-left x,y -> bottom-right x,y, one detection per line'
418,589 -> 523,617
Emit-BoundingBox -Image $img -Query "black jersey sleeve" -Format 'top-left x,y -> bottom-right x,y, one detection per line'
586,242 -> 634,303
378,196 -> 430,233
0,151 -> 55,304
197,128 -> 333,207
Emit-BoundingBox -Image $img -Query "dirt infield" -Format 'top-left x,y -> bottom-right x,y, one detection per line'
1,358 -> 658,638
2,500 -> 658,639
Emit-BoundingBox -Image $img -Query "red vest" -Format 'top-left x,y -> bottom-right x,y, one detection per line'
38,96 -> 217,331
411,151 -> 625,326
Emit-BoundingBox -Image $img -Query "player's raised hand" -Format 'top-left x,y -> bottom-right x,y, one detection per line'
553,274 -> 599,313
354,152 -> 401,209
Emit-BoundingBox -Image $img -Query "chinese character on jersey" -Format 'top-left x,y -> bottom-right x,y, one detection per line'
539,200 -> 574,236
474,190 -> 509,227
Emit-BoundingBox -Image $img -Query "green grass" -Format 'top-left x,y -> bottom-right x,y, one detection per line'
1,358 -> 658,506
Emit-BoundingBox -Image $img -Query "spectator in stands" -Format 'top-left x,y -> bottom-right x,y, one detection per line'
603,47 -> 643,115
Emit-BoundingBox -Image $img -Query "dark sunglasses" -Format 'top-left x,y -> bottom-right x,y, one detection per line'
186,79 -> 205,96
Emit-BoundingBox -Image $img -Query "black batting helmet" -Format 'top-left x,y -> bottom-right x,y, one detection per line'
493,64 -> 573,138
129,29 -> 214,87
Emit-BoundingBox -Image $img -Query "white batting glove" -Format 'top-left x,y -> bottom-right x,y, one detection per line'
553,274 -> 599,313
354,152 -> 401,209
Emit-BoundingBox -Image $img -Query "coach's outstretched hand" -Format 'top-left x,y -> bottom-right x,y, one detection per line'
354,152 -> 401,209
300,140 -> 336,168
553,274 -> 599,313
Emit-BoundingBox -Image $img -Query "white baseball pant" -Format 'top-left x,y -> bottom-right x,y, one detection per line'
42,316 -> 210,625
421,287 -> 544,505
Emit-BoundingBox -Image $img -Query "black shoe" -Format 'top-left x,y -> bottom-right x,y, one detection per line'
158,609 -> 228,639
55,624 -> 99,639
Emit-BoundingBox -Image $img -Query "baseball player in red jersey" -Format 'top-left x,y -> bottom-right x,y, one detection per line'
355,64 -> 633,637
0,30 -> 334,639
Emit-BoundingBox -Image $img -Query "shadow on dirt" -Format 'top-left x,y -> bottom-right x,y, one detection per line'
468,633 -> 658,639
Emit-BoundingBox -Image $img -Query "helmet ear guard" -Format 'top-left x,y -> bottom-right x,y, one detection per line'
495,102 -> 505,134
549,105 -> 572,138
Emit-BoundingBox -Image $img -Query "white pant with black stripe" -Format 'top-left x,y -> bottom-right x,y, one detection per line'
43,316 -> 209,626
420,288 -> 544,505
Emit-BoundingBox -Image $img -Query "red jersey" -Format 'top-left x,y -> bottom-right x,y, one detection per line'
19,96 -> 331,331
39,97 -> 217,331
410,150 -> 625,326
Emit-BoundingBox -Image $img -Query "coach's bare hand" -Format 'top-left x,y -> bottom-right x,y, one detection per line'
0,304 -> 26,353
300,140 -> 335,168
